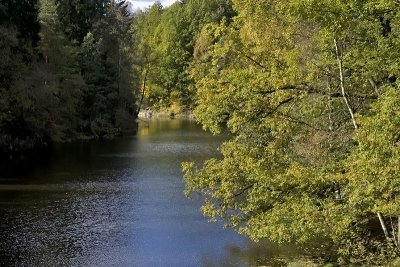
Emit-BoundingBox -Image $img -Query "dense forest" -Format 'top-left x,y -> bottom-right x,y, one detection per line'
2,0 -> 400,265
0,0 -> 137,163
130,0 -> 235,112
0,0 -> 233,161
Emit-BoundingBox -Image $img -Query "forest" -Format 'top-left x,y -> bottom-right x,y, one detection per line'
2,0 -> 400,265
0,0 -> 137,164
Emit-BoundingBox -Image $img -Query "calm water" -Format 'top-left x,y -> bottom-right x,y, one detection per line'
0,119 -> 264,267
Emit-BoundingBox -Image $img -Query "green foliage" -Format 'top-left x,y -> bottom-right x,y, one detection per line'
0,0 -> 137,161
0,0 -> 41,47
55,0 -> 109,43
77,1 -> 137,139
130,0 -> 235,110
38,0 -> 84,141
0,0 -> 50,156
346,87 -> 400,215
183,0 -> 400,264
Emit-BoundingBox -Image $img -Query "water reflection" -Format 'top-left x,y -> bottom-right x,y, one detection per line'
0,119 -> 262,266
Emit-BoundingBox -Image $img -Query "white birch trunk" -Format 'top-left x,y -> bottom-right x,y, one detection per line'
334,37 -> 391,243
333,38 -> 358,129
377,212 -> 390,241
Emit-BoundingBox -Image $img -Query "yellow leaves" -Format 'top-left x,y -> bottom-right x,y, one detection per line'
372,196 -> 400,215
181,161 -> 195,177
193,24 -> 215,62
200,201 -> 219,222
345,87 -> 400,217
184,0 -> 400,262
244,197 -> 350,246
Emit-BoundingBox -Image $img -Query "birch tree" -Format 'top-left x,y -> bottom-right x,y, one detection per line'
183,0 -> 400,264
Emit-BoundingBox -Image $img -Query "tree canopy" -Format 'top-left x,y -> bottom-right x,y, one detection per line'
183,0 -> 400,265
130,0 -> 235,111
0,0 -> 137,162
2,0 -> 400,264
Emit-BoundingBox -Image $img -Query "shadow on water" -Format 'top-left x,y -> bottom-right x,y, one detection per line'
201,239 -> 302,267
0,118 -> 295,266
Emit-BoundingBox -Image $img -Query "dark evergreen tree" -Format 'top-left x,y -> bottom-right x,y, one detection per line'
0,0 -> 137,163
55,0 -> 108,43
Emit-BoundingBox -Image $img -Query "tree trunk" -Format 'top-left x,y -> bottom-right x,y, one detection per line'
398,216 -> 400,248
368,78 -> 379,95
117,48 -> 121,96
135,68 -> 148,117
333,38 -> 358,129
390,216 -> 399,249
377,212 -> 391,241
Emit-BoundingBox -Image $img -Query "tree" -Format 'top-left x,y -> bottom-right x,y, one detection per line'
0,0 -> 138,163
183,0 -> 400,264
346,87 -> 400,252
38,0 -> 84,141
0,0 -> 41,47
130,2 -> 164,113
0,0 -> 46,159
77,0 -> 136,138
55,0 -> 108,43
130,0 -> 235,110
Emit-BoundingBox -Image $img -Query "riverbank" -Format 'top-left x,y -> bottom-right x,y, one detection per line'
0,122 -> 139,173
138,108 -> 195,120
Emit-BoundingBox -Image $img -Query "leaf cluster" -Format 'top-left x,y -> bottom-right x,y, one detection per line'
183,0 -> 400,264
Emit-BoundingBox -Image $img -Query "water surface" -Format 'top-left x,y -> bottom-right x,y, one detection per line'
0,119 -> 257,267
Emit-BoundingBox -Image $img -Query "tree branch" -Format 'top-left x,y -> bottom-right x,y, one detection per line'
257,84 -> 377,100
233,184 -> 254,199
234,48 -> 268,69
334,38 -> 358,130
275,112 -> 327,131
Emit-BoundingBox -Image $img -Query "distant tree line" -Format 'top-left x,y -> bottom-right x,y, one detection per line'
0,0 -> 236,161
0,0 -> 236,162
0,0 -> 137,161
130,0 -> 235,112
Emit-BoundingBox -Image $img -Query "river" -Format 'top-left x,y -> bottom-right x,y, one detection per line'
0,119 -> 268,267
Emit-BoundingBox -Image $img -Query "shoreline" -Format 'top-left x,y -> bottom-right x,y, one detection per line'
137,109 -> 195,120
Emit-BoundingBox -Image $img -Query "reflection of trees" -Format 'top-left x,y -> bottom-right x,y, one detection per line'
200,240 -> 310,267
138,119 -> 196,137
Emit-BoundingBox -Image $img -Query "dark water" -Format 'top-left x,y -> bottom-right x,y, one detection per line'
0,119 -> 265,267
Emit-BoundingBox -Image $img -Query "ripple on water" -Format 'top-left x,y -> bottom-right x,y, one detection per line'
0,119 -> 253,267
